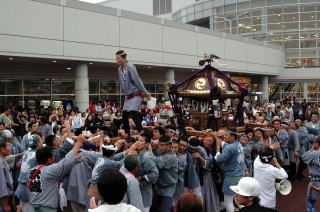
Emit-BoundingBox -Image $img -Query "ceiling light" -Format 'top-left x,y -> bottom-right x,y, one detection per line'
52,60 -> 56,63
9,58 -> 14,60
278,14 -> 281,17
89,62 -> 93,65
300,36 -> 304,39
148,66 -> 151,69
66,65 -> 72,71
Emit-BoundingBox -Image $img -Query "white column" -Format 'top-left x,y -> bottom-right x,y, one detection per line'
261,76 -> 269,103
164,69 -> 175,100
303,82 -> 308,101
75,63 -> 89,112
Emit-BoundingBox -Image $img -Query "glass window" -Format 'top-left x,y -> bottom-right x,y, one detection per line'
283,5 -> 298,13
282,22 -> 298,30
238,17 -> 251,26
216,6 -> 224,15
267,33 -> 283,41
300,12 -> 316,21
300,21 -> 316,30
284,40 -> 299,48
283,13 -> 299,22
283,31 -> 300,39
300,48 -> 316,57
195,11 -> 202,19
267,7 -> 282,15
160,0 -> 166,14
251,0 -> 265,8
24,79 -> 51,94
153,0 -> 160,16
165,0 -> 171,13
187,6 -> 194,15
300,39 -> 316,48
286,49 -> 299,58
268,23 -> 282,31
268,14 -> 283,23
145,83 -> 156,94
283,0 -> 298,4
252,9 -> 262,17
0,79 -> 22,95
203,1 -> 212,10
52,80 -> 75,94
252,24 -> 262,33
286,58 -> 300,67
267,0 -> 282,6
300,4 -> 316,13
24,95 -> 52,110
100,80 -> 119,95
224,4 -> 236,12
89,80 -> 99,95
252,16 -> 262,24
238,2 -> 250,11
302,58 -> 317,67
203,8 -> 213,17
0,96 -> 23,108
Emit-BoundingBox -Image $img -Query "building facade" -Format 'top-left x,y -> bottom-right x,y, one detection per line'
172,0 -> 320,102
0,0 -> 283,111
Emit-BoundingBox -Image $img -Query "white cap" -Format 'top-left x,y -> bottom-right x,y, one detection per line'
230,177 -> 262,197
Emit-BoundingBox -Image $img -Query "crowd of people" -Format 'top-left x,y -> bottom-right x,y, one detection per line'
0,99 -> 320,212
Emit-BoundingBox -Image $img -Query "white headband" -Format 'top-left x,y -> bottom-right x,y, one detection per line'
102,144 -> 117,151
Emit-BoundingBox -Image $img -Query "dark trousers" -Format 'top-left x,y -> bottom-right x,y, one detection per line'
297,157 -> 306,179
150,194 -> 173,212
288,162 -> 297,181
122,110 -> 142,135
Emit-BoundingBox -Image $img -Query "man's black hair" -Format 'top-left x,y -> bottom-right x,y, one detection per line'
140,132 -> 152,143
259,147 -> 275,164
272,119 -> 281,124
314,136 -> 320,146
45,135 -> 55,147
142,128 -> 153,139
0,137 -> 7,148
40,116 -> 48,124
124,154 -> 140,172
36,147 -> 54,165
28,122 -> 36,129
102,142 -> 116,158
154,127 -> 166,136
126,137 -> 136,144
159,135 -> 171,144
178,135 -> 188,143
172,139 -> 179,144
189,137 -> 200,147
97,169 -> 128,205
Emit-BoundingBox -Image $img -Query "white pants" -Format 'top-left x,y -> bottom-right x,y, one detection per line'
224,194 -> 234,212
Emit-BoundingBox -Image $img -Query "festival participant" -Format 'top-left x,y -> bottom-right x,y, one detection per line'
120,154 -> 144,211
28,136 -> 85,212
302,136 -> 320,212
151,135 -> 178,212
116,50 -> 151,136
15,134 -> 44,212
0,137 -> 13,212
210,129 -> 245,212
135,132 -> 159,212
254,147 -> 287,209
287,123 -> 300,181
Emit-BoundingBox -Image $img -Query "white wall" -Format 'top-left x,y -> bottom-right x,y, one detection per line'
0,0 -> 284,75
99,0 -> 153,16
